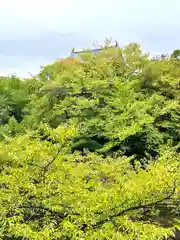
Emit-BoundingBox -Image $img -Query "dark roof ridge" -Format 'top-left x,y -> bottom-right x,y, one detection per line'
71,41 -> 119,55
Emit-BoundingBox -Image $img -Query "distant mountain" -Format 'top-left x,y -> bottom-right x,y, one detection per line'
0,31 -> 91,58
0,28 -> 179,59
0,28 -> 179,77
140,27 -> 180,55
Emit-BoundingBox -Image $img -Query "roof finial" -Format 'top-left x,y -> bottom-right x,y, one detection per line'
115,41 -> 119,47
71,47 -> 75,55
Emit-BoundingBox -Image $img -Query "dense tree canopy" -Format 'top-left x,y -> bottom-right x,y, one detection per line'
0,42 -> 180,239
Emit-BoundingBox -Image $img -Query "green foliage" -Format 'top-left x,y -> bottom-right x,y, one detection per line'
171,49 -> 180,60
0,41 -> 180,239
0,134 -> 180,239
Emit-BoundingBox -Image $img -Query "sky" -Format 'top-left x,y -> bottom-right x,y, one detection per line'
0,0 -> 179,77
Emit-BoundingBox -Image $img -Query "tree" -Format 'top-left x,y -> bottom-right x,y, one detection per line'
0,40 -> 180,239
171,49 -> 180,60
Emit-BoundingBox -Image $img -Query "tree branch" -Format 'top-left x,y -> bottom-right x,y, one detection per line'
18,203 -> 80,221
89,181 -> 178,230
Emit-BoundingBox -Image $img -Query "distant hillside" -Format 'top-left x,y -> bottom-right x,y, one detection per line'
0,31 -> 91,58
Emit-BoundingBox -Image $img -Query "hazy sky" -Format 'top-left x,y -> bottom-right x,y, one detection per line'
0,0 -> 179,77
